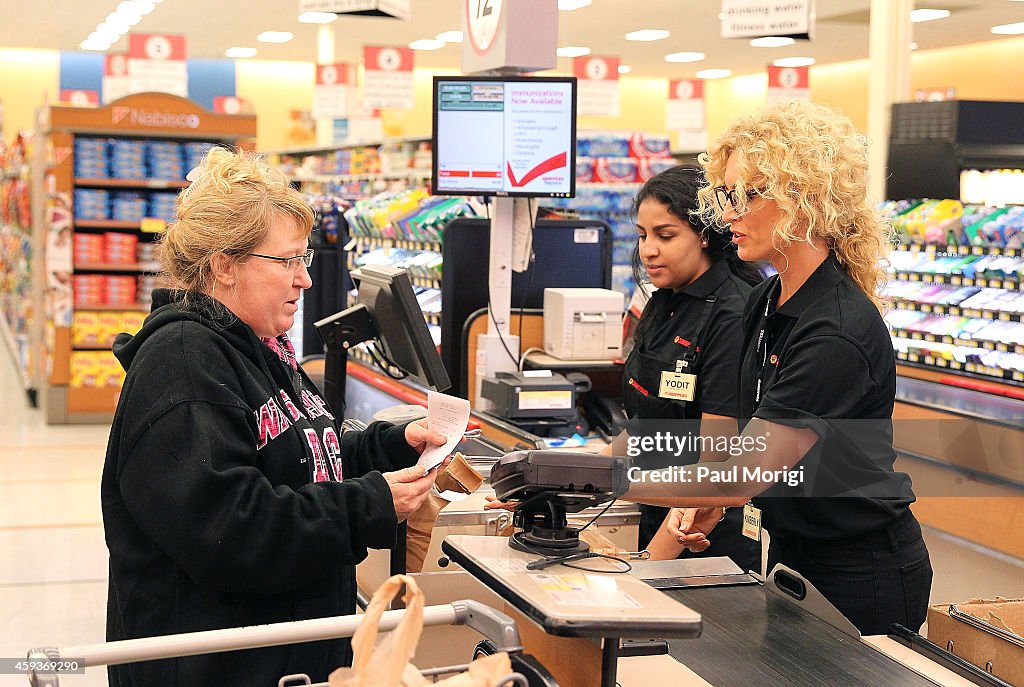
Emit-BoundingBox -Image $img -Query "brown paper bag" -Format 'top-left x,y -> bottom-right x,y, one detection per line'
329,574 -> 514,687
406,454 -> 485,572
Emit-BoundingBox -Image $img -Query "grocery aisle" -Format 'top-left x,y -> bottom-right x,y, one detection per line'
0,349 -> 1021,686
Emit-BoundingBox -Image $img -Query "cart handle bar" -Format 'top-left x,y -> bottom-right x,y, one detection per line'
28,600 -> 522,670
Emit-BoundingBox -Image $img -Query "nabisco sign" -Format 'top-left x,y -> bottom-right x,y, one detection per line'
112,106 -> 200,129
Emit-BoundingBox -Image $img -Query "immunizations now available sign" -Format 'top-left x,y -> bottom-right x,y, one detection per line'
434,80 -> 574,196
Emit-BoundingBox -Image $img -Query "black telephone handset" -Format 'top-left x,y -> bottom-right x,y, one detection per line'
583,393 -> 628,438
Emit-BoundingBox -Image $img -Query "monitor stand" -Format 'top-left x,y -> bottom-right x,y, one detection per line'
315,304 -> 377,419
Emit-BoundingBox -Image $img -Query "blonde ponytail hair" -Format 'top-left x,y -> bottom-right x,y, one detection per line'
696,101 -> 893,312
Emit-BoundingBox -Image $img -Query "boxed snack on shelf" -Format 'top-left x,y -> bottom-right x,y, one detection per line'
104,232 -> 138,264
73,275 -> 106,307
628,133 -> 672,159
119,311 -> 147,336
111,192 -> 147,222
71,311 -> 102,347
106,275 -> 138,306
73,189 -> 110,220
577,132 -> 631,158
96,311 -> 122,346
74,234 -> 104,264
592,157 -> 639,183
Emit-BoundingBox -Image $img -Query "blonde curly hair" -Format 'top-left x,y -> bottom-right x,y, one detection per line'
696,100 -> 893,312
158,146 -> 315,294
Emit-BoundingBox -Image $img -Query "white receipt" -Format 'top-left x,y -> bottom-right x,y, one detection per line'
416,390 -> 471,473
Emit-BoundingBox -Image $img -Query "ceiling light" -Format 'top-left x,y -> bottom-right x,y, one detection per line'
225,47 -> 257,58
257,31 -> 293,43
557,46 -> 591,57
118,1 -> 153,15
94,27 -> 122,43
618,64 -> 632,74
80,39 -> 110,51
697,69 -> 732,79
436,30 -> 463,43
625,29 -> 670,41
665,51 -> 705,63
773,56 -> 815,67
409,39 -> 445,50
911,8 -> 950,22
750,37 -> 795,48
558,0 -> 592,9
110,11 -> 142,26
298,11 -> 338,24
991,22 -> 1024,34
100,18 -> 130,34
910,41 -> 919,49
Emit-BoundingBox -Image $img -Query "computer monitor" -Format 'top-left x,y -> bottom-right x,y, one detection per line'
315,265 -> 450,416
432,76 -> 577,198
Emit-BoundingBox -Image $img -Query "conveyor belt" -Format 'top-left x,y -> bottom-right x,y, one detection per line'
663,585 -> 939,687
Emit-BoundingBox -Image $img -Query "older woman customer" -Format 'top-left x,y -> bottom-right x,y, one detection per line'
102,147 -> 446,687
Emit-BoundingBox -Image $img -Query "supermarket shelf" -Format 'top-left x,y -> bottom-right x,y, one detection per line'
897,242 -> 1024,258
75,261 -> 160,273
74,303 -> 150,312
72,342 -> 116,351
74,177 -> 188,189
352,236 -> 443,252
889,299 -> 1023,323
262,136 -> 430,158
75,219 -> 144,229
895,350 -> 1024,382
891,270 -> 1019,289
890,326 -> 1024,355
292,170 -> 431,184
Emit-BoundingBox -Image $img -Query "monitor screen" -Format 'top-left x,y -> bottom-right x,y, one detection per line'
432,76 -> 577,198
354,265 -> 451,392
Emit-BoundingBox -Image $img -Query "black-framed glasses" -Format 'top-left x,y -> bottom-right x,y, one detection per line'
249,249 -> 315,270
714,186 -> 762,213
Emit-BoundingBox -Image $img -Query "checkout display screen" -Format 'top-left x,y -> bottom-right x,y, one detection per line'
432,77 -> 577,198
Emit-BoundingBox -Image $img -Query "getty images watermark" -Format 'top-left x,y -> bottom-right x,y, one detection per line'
623,430 -> 807,488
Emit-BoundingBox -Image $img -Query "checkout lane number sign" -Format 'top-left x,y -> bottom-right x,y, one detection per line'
466,0 -> 504,55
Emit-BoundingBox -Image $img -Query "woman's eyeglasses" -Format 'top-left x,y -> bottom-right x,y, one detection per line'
714,186 -> 762,213
249,249 -> 315,270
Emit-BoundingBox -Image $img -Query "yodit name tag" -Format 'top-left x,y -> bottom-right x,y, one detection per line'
658,371 -> 696,402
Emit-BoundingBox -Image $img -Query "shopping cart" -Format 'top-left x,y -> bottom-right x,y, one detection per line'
25,599 -> 557,687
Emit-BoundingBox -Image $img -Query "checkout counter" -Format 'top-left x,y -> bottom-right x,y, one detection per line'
334,359 -> 990,687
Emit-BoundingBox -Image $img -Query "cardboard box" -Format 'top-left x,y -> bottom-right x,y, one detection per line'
927,597 -> 1024,685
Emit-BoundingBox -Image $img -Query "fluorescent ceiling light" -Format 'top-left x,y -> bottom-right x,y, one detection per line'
110,10 -> 141,26
100,18 -> 130,34
436,30 -> 463,43
910,41 -> 919,49
80,39 -> 110,51
665,51 -> 705,63
697,68 -> 732,79
626,29 -> 670,41
118,1 -> 153,15
225,47 -> 257,58
558,0 -> 592,9
94,27 -> 122,42
409,39 -> 444,50
257,31 -> 293,43
750,36 -> 795,47
557,46 -> 591,57
911,8 -> 950,22
773,56 -> 815,67
618,64 -> 632,74
297,11 -> 338,24
991,21 -> 1024,34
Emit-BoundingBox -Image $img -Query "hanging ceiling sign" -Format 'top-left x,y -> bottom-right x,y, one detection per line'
461,0 -> 556,74
313,63 -> 352,119
574,56 -> 621,118
126,33 -> 188,98
298,0 -> 410,19
362,46 -> 415,110
720,0 -> 813,40
766,65 -> 810,104
60,90 -> 99,107
103,53 -> 130,104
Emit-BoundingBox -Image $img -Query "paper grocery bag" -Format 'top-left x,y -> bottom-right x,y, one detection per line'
406,454 -> 484,573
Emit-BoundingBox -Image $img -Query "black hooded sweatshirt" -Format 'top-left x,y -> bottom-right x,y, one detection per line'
101,289 -> 418,687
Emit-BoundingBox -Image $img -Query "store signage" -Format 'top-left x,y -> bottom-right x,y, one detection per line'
103,53 -> 131,104
298,0 -> 410,20
213,96 -> 251,115
126,33 -> 188,98
111,106 -> 201,129
915,87 -> 955,102
720,0 -> 813,40
59,90 -> 99,107
574,56 -> 621,118
362,46 -> 414,110
313,63 -> 352,119
766,65 -> 809,104
667,79 -> 707,153
461,0 -> 555,74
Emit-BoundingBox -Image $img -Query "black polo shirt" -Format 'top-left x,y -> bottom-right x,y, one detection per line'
738,252 -> 915,541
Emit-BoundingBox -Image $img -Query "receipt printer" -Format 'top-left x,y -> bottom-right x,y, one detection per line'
543,287 -> 624,360
480,371 -> 577,420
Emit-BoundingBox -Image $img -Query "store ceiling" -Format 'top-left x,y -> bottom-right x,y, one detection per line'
6,0 -> 1024,78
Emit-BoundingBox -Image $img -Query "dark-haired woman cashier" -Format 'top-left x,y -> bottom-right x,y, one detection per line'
605,165 -> 763,571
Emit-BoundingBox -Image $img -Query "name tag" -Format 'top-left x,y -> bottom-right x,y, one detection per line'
742,503 -> 762,541
658,371 -> 696,401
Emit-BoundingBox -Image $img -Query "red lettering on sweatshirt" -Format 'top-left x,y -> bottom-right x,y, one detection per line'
279,389 -> 302,422
323,427 -> 342,481
256,397 -> 292,450
300,389 -> 335,422
305,428 -> 332,482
